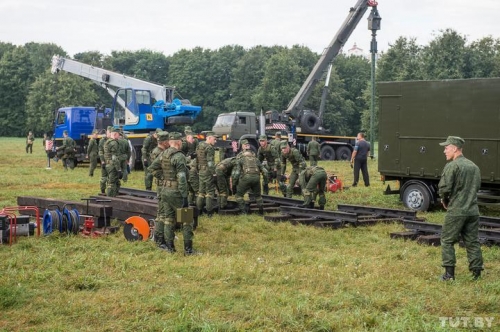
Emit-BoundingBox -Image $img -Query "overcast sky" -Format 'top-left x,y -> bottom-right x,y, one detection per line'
1,0 -> 499,57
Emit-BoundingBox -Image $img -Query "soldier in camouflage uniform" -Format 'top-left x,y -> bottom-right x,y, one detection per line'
117,130 -> 131,182
26,131 -> 35,154
149,132 -> 195,254
233,139 -> 268,214
280,141 -> 307,198
86,129 -> 99,177
141,128 -> 161,190
182,128 -> 199,205
103,128 -> 123,197
196,131 -> 217,217
98,126 -> 112,194
257,134 -> 281,195
56,130 -> 76,170
270,132 -> 283,156
438,136 -> 483,281
215,157 -> 236,209
307,136 -> 320,166
148,131 -> 169,247
299,166 -> 327,209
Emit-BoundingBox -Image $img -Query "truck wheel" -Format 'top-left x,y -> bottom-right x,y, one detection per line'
301,113 -> 320,133
402,183 -> 431,211
320,145 -> 336,160
335,146 -> 352,161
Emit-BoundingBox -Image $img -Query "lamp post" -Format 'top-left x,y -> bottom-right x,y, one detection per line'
367,4 -> 381,159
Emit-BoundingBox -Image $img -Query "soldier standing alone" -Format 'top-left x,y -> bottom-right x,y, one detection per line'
438,136 -> 483,281
26,131 -> 35,154
307,136 -> 320,166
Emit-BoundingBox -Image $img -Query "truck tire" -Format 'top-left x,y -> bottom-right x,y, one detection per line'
335,146 -> 352,161
167,116 -> 194,125
300,113 -> 320,133
402,183 -> 431,212
320,145 -> 336,160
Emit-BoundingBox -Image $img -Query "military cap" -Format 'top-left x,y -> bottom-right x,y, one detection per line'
280,141 -> 289,149
157,131 -> 169,142
240,139 -> 249,145
92,129 -> 99,134
205,131 -> 216,137
110,127 -> 120,133
169,132 -> 183,140
275,131 -> 282,137
63,130 -> 68,135
439,136 -> 465,148
184,126 -> 192,133
107,126 -> 114,132
155,128 -> 163,133
258,135 -> 267,141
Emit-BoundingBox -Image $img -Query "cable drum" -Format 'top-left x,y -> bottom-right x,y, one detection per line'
42,208 -> 62,235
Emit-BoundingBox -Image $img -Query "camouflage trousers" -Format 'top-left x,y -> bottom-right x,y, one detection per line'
105,165 -> 120,197
302,169 -> 327,207
309,155 -> 319,166
235,174 -> 263,212
157,188 -> 193,245
197,169 -> 216,213
100,163 -> 109,194
285,168 -> 300,198
441,214 -> 483,271
216,169 -> 231,209
89,153 -> 98,176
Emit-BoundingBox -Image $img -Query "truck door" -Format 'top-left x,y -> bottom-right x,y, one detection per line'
378,84 -> 401,175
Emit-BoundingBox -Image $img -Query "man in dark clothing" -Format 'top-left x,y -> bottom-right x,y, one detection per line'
350,132 -> 370,187
438,136 -> 483,281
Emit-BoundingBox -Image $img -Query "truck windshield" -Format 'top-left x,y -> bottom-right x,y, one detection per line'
214,114 -> 236,127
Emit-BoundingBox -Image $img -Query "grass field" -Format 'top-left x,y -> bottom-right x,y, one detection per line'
0,137 -> 499,331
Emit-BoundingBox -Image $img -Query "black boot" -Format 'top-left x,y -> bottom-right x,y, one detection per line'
184,240 -> 197,256
472,269 -> 482,280
309,202 -> 315,209
163,240 -> 176,253
258,206 -> 264,215
319,205 -> 325,210
440,266 -> 455,281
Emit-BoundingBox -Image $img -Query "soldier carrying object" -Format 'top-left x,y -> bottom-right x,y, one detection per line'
149,132 -> 196,255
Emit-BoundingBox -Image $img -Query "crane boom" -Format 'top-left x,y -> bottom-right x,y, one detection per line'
51,55 -> 174,102
285,0 -> 377,119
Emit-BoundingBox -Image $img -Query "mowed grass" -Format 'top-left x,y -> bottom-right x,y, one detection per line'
1,137 -> 499,331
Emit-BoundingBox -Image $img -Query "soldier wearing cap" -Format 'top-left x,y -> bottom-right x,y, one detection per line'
56,129 -> 76,170
196,131 -> 217,217
307,136 -> 320,166
299,165 -> 327,209
141,128 -> 162,190
150,131 -> 170,200
103,127 -> 123,197
86,129 -> 99,176
98,126 -> 113,193
149,132 -> 196,254
233,139 -> 268,214
280,141 -> 306,198
438,136 -> 483,281
26,130 -> 35,154
257,134 -> 281,195
117,129 -> 131,182
182,127 -> 199,205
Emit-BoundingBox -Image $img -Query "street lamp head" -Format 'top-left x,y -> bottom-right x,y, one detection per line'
368,7 -> 382,31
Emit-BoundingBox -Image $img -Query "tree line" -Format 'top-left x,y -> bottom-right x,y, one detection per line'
1,28 -> 499,138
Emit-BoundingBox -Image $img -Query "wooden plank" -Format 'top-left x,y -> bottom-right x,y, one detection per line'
17,196 -> 112,218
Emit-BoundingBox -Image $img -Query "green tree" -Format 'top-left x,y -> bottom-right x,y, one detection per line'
421,29 -> 469,79
25,72 -> 98,134
376,37 -> 424,81
0,47 -> 34,136
227,45 -> 283,112
467,36 -> 500,78
23,42 -> 67,77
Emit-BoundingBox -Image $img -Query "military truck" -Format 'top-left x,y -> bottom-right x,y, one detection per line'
378,77 -> 500,211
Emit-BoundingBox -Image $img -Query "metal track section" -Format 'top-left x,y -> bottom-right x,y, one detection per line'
337,204 -> 417,220
261,195 -> 306,207
279,206 -> 358,223
119,187 -> 157,199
